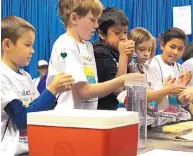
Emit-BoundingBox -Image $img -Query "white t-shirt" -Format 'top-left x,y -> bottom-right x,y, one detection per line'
1,62 -> 39,155
182,58 -> 193,86
47,34 -> 98,111
146,55 -> 191,126
32,77 -> 40,88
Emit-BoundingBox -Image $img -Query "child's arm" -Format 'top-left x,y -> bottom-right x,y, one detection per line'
114,40 -> 135,94
72,73 -> 142,100
94,40 -> 134,95
2,73 -> 74,129
147,84 -> 186,104
147,89 -> 168,103
4,89 -> 56,129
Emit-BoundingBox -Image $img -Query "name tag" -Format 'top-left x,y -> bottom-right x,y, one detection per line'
19,129 -> 28,144
165,96 -> 179,113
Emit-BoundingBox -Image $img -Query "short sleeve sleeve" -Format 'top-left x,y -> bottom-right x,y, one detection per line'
146,58 -> 163,90
1,75 -> 20,109
47,41 -> 87,86
182,61 -> 193,72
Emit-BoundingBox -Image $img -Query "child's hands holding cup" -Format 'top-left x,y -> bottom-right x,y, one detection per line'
48,73 -> 74,95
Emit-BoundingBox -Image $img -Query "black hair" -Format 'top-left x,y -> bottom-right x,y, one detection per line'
97,7 -> 128,35
182,43 -> 193,62
159,27 -> 186,46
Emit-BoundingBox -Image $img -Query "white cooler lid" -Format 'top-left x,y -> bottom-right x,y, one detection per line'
27,110 -> 139,129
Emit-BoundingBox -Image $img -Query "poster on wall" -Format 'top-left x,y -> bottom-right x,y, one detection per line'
173,5 -> 192,35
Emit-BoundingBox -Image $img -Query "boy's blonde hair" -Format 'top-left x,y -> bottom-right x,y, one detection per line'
128,27 -> 156,59
1,16 -> 35,44
57,0 -> 103,27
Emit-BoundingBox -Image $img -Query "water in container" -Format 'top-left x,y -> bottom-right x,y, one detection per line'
124,74 -> 147,149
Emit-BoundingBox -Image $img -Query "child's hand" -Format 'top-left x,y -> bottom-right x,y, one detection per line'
176,71 -> 192,86
179,86 -> 193,103
118,40 -> 135,58
48,73 -> 74,95
163,75 -> 176,87
164,83 -> 186,97
163,76 -> 186,96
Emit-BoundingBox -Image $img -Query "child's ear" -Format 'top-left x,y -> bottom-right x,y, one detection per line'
70,12 -> 79,25
98,29 -> 106,40
2,38 -> 13,51
160,41 -> 165,50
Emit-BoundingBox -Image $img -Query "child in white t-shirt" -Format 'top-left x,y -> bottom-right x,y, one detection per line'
146,27 -> 192,126
47,0 -> 142,111
182,43 -> 193,86
127,27 -> 184,126
1,16 -> 73,156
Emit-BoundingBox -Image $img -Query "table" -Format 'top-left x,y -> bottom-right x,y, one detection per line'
138,129 -> 193,154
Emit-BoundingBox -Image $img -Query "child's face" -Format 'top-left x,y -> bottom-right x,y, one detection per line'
161,38 -> 185,64
6,30 -> 35,67
101,24 -> 128,51
76,11 -> 99,41
38,67 -> 48,77
136,40 -> 153,64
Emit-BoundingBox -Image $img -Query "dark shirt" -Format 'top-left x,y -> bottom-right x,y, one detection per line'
93,40 -> 130,110
37,73 -> 48,94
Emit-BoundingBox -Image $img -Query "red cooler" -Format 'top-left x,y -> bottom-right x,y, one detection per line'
27,109 -> 139,156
